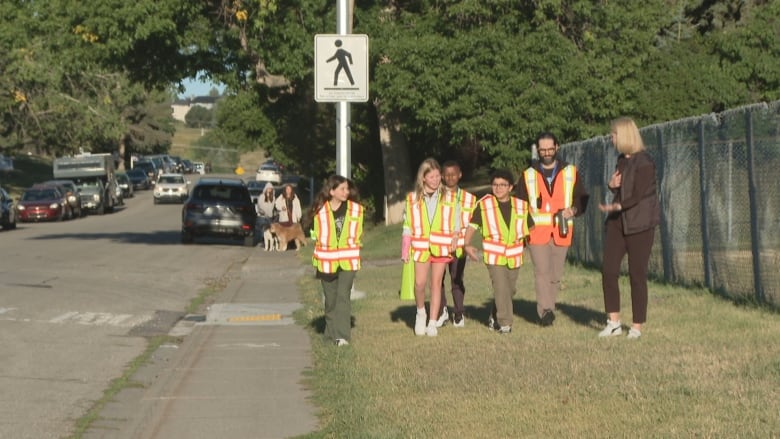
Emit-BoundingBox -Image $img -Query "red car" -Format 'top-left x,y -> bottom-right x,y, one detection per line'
16,186 -> 69,222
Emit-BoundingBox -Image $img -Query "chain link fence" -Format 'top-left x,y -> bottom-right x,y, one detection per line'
560,101 -> 780,307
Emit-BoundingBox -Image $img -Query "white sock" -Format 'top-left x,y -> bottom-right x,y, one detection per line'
417,307 -> 426,315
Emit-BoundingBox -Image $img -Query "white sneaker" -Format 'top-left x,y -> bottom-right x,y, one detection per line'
453,314 -> 465,328
435,307 -> 449,328
414,312 -> 427,336
425,321 -> 438,337
598,320 -> 622,337
335,338 -> 349,346
627,328 -> 641,339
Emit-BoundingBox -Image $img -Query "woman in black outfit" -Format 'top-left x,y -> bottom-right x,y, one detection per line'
598,117 -> 660,339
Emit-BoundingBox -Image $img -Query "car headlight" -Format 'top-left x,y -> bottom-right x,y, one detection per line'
68,195 -> 77,203
16,205 -> 25,211
50,203 -> 60,209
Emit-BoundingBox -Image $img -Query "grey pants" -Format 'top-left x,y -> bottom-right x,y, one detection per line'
321,270 -> 356,342
486,264 -> 520,328
527,241 -> 569,318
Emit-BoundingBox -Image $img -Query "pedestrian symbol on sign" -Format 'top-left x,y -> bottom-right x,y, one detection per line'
326,40 -> 354,86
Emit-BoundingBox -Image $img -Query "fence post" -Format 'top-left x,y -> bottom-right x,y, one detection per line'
745,110 -> 765,303
698,120 -> 713,289
656,127 -> 673,283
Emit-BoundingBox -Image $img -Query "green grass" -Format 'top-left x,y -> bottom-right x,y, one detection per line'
294,224 -> 780,438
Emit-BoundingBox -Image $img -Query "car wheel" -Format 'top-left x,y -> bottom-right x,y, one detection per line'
181,231 -> 194,244
243,234 -> 255,247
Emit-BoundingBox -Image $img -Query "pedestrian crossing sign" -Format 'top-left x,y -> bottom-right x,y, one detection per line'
314,34 -> 369,103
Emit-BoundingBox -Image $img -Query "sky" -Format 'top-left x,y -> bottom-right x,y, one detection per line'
178,77 -> 225,98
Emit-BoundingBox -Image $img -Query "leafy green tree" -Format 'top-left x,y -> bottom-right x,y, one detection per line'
185,106 -> 214,129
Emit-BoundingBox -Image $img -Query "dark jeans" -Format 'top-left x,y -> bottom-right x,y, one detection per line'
440,256 -> 467,316
601,219 -> 655,324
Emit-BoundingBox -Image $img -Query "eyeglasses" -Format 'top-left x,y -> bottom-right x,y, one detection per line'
537,148 -> 556,154
491,183 -> 510,188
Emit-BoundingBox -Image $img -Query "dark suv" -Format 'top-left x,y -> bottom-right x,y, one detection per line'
181,178 -> 257,246
0,186 -> 17,230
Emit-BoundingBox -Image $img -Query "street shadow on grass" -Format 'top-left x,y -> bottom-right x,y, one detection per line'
390,298 -> 605,330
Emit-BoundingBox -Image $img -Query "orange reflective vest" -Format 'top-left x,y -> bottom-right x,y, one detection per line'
477,195 -> 530,269
404,190 -> 458,262
312,200 -> 364,273
524,165 -> 576,246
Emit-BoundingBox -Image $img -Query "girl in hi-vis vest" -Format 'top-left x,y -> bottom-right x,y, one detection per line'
401,159 -> 461,337
309,175 -> 364,346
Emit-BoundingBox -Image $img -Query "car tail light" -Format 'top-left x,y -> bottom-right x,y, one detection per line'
185,202 -> 203,212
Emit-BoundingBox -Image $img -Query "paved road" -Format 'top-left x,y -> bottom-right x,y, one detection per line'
0,180 -> 282,438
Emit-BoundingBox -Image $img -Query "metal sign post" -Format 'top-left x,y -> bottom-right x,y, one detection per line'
314,0 -> 368,179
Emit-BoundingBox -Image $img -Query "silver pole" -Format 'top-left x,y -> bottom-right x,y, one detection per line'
336,0 -> 351,179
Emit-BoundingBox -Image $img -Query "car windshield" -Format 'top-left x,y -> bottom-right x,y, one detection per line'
22,190 -> 57,201
159,176 -> 184,184
127,170 -> 144,177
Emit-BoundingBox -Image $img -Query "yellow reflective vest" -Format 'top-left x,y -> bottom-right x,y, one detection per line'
312,200 -> 364,273
477,195 -> 530,269
404,190 -> 458,262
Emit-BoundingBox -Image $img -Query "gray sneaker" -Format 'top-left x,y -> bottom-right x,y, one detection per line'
598,320 -> 622,337
627,328 -> 641,339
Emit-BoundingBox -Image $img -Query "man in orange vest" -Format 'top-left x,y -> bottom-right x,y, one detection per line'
516,132 -> 589,326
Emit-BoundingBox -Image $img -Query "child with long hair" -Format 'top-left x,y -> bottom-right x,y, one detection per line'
402,158 -> 460,336
309,175 -> 365,346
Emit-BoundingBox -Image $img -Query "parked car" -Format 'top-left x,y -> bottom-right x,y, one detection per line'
181,178 -> 257,246
181,159 -> 194,174
115,173 -> 134,198
126,168 -> 151,190
154,173 -> 190,204
16,186 -> 69,222
0,186 -> 17,229
133,160 -> 159,183
246,180 -> 265,204
192,162 -> 206,175
43,179 -> 83,218
255,164 -> 282,183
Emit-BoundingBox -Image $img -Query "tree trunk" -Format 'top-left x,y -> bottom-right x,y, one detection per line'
117,135 -> 126,171
375,100 -> 412,225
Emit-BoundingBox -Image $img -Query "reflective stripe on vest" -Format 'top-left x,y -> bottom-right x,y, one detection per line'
455,189 -> 478,253
312,200 -> 363,273
525,165 -> 575,246
405,191 -> 457,261
478,195 -> 528,268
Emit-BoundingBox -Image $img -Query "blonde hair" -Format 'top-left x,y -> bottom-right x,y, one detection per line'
413,158 -> 442,200
611,117 -> 645,155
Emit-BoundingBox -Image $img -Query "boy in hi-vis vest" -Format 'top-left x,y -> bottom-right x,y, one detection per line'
464,169 -> 534,334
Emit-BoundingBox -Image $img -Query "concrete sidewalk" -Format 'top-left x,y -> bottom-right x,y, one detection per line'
86,250 -> 318,439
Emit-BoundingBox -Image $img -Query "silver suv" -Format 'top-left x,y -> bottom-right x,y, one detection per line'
181,178 -> 257,246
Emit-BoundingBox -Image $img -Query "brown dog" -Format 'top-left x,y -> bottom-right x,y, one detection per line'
269,222 -> 307,251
